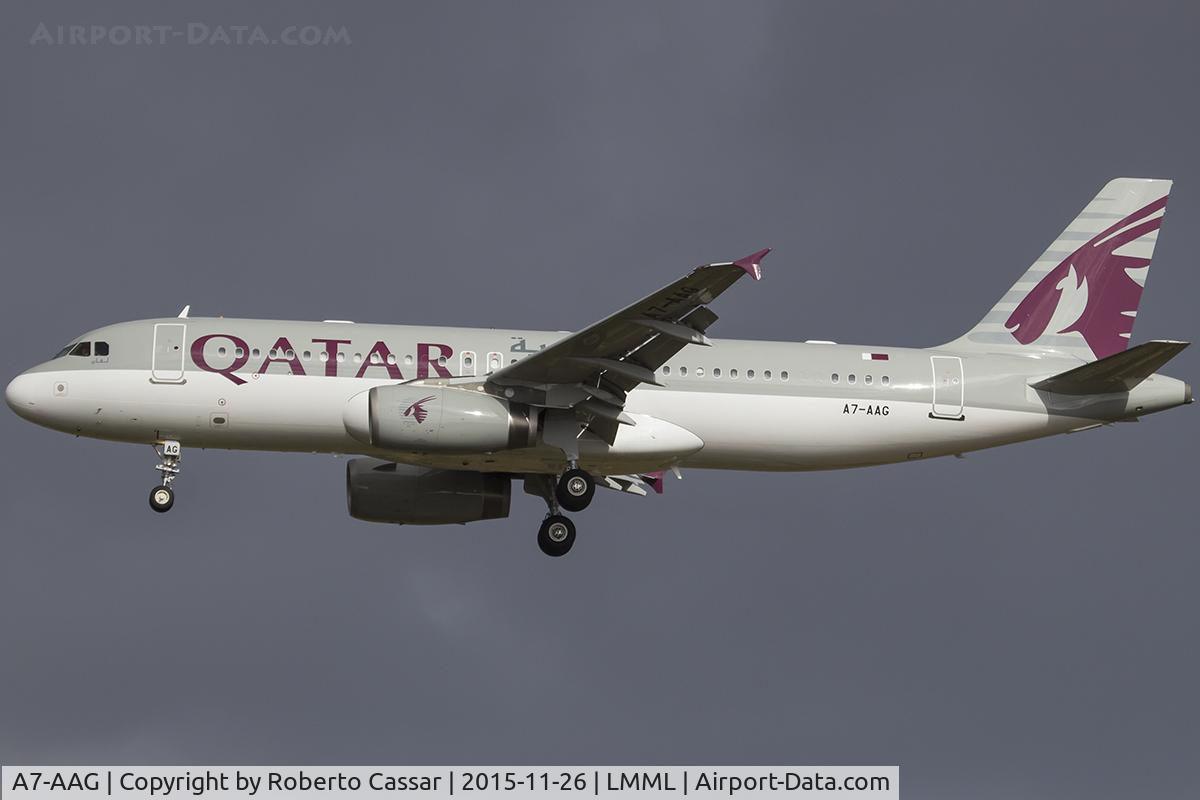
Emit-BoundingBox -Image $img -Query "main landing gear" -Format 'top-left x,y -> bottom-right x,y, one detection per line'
537,515 -> 576,558
527,466 -> 596,557
149,440 -> 181,513
555,467 -> 595,512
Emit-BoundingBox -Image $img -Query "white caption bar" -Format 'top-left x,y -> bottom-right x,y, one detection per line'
2,767 -> 897,800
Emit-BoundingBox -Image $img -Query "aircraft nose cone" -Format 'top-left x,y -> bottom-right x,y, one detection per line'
5,373 -> 39,419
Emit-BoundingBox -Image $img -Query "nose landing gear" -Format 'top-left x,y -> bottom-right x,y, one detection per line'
149,485 -> 174,513
149,440 -> 181,513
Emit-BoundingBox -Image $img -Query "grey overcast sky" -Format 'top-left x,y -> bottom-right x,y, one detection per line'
1,2 -> 1197,798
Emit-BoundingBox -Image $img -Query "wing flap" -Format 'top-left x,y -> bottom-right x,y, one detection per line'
569,356 -> 663,387
631,317 -> 713,346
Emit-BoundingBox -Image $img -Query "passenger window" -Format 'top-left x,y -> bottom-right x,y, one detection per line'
781,371 -> 789,381
695,367 -> 705,377
882,375 -> 890,386
865,374 -> 872,385
69,342 -> 91,357
746,369 -> 755,380
730,368 -> 738,379
713,368 -> 722,378
94,341 -> 110,357
831,373 -> 839,384
763,370 -> 772,381
679,366 -> 688,376
848,374 -> 856,384
663,365 -> 671,376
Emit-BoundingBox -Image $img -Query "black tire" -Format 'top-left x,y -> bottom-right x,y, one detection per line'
149,485 -> 174,513
537,514 -> 576,557
555,468 -> 595,512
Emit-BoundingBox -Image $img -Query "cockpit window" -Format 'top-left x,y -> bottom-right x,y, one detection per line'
52,341 -> 108,359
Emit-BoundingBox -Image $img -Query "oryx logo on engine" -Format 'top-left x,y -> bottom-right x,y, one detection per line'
402,395 -> 436,424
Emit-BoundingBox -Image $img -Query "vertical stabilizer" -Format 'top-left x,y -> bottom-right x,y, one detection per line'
945,178 -> 1171,361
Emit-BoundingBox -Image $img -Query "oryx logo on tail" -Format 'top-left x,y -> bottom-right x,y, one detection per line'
1006,195 -> 1168,360
403,395 -> 436,424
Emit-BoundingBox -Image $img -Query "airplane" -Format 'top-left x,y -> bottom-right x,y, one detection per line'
4,178 -> 1191,556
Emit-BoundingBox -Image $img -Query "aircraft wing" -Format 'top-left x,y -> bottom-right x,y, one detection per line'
486,249 -> 770,443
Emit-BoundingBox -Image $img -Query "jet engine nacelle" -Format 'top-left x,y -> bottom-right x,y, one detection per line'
346,458 -> 511,525
344,385 -> 536,453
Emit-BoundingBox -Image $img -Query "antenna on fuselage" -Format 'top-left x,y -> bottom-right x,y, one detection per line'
177,305 -> 190,319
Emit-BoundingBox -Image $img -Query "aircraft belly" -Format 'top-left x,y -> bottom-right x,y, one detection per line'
176,373 -> 388,451
34,370 -> 1090,472
28,370 -> 373,452
625,390 -> 1072,470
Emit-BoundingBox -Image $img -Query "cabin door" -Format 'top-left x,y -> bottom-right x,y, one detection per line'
151,323 -> 187,383
930,356 -> 964,420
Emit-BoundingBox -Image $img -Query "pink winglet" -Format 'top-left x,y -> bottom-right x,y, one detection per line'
732,247 -> 771,281
643,470 -> 666,495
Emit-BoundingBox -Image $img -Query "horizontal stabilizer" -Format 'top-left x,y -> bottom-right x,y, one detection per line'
1032,340 -> 1189,395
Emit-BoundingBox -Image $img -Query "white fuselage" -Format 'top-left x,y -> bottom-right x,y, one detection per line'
6,317 -> 1188,477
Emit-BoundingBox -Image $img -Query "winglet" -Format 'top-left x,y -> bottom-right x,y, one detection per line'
732,248 -> 771,281
642,470 -> 666,494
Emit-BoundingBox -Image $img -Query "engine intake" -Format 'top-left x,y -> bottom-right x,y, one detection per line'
344,385 -> 536,453
346,458 -> 511,525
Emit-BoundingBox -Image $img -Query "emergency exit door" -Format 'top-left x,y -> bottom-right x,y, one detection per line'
929,356 -> 964,420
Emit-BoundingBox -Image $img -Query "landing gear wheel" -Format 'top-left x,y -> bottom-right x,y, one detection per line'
555,468 -> 595,512
537,514 -> 576,557
150,441 -> 182,513
149,485 -> 175,513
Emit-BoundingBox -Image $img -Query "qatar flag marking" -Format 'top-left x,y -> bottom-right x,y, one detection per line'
861,353 -> 889,361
